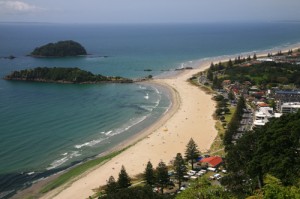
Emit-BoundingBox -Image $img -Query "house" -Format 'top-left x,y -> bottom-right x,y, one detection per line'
200,156 -> 223,168
253,107 -> 274,126
281,102 -> 300,114
257,102 -> 269,108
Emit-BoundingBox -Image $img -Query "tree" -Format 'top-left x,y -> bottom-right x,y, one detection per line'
223,111 -> 300,197
185,138 -> 200,170
247,55 -> 251,61
105,176 -> 118,194
156,161 -> 169,194
253,53 -> 257,60
228,59 -> 233,67
246,175 -> 300,199
144,161 -> 155,186
228,91 -> 235,101
177,178 -> 233,199
101,185 -> 174,199
173,153 -> 186,188
117,165 -> 131,189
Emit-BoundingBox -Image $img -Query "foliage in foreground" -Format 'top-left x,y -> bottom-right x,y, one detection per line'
101,185 -> 174,199
247,175 -> 300,199
176,178 -> 233,199
223,111 -> 300,197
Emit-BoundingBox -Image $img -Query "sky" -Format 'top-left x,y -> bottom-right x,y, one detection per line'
0,0 -> 300,24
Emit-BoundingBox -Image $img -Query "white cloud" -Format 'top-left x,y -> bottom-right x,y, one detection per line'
0,0 -> 41,14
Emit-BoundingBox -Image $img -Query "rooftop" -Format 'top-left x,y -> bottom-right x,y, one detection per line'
200,156 -> 223,168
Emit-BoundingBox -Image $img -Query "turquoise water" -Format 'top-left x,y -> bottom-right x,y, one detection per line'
1,22 -> 300,197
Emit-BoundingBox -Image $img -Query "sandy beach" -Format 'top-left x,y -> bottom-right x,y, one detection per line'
40,45 -> 300,199
41,60 -> 217,199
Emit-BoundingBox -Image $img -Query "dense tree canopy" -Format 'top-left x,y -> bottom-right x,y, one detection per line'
30,40 -> 87,57
223,111 -> 300,197
208,61 -> 300,88
176,178 -> 233,199
101,185 -> 174,199
4,67 -> 133,83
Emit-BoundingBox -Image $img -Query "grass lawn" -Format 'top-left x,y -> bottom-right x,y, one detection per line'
39,148 -> 128,195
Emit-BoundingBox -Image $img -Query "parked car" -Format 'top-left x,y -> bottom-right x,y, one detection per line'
214,173 -> 222,180
207,167 -> 217,172
187,170 -> 197,176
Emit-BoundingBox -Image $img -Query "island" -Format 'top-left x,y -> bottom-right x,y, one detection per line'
30,40 -> 87,57
4,67 -> 133,84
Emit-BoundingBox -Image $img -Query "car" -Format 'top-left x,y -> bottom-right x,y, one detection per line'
187,170 -> 197,176
214,173 -> 222,180
196,169 -> 207,176
200,169 -> 207,173
207,167 -> 217,172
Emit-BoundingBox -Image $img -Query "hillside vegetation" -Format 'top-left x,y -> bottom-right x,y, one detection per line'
4,67 -> 133,84
30,40 -> 87,57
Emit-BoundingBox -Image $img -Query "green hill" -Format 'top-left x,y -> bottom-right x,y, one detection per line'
30,40 -> 87,57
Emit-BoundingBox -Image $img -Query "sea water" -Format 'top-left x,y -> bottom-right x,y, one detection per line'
1,22 -> 300,197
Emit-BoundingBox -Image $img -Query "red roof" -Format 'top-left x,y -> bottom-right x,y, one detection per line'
200,156 -> 223,168
257,102 -> 269,107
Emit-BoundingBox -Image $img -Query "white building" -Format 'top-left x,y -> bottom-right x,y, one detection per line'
253,107 -> 281,126
281,102 -> 300,114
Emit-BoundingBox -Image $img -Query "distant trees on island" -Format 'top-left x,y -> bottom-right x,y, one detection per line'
30,40 -> 87,57
4,67 -> 133,84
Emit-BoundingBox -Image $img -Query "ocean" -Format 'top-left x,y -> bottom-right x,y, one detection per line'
1,22 -> 300,198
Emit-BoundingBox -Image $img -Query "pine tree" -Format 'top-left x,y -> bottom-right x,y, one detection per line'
185,138 -> 200,170
105,175 -> 118,194
228,59 -> 233,67
156,161 -> 169,194
247,55 -> 251,61
207,69 -> 214,81
144,161 -> 155,186
117,165 -> 131,189
173,153 -> 186,188
253,53 -> 257,60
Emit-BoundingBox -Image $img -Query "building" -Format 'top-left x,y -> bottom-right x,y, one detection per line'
281,102 -> 300,114
275,90 -> 300,103
275,90 -> 300,111
200,156 -> 223,168
253,106 -> 282,126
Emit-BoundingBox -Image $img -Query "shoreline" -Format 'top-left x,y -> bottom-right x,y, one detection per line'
16,43 -> 300,199
40,62 -> 217,199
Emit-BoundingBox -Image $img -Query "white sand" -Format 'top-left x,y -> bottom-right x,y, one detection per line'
42,61 -> 217,199
42,45 -> 300,199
